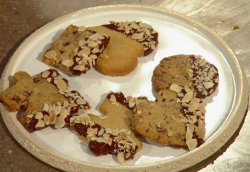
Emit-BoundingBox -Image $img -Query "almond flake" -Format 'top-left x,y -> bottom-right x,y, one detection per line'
50,112 -> 56,124
26,114 -> 34,118
90,54 -> 97,60
88,41 -> 98,48
188,102 -> 199,112
89,32 -> 104,40
182,92 -> 193,103
117,152 -> 125,165
47,77 -> 52,83
44,115 -> 50,125
45,50 -> 56,59
81,115 -> 90,125
73,65 -> 85,71
63,101 -> 69,107
77,26 -> 86,32
131,32 -> 144,40
35,112 -> 43,119
110,94 -> 116,102
43,103 -> 49,112
42,71 -> 50,78
60,108 -> 69,119
186,139 -> 198,151
139,22 -> 152,29
99,115 -> 108,119
170,84 -> 182,93
62,59 -> 74,67
35,119 -> 45,128
78,108 -> 86,115
56,78 -> 67,91
54,105 -> 62,115
97,137 -> 107,143
203,82 -> 214,89
77,98 -> 86,105
54,117 -> 66,129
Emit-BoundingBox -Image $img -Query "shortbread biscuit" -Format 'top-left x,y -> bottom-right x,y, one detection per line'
87,26 -> 144,76
130,84 -> 206,150
152,54 -> 219,99
74,92 -> 147,164
0,69 -> 91,131
42,25 -> 110,75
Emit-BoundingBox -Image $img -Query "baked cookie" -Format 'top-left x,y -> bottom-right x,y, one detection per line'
42,25 -> 110,75
130,84 -> 206,150
152,54 -> 219,98
74,92 -> 147,164
0,69 -> 91,131
87,21 -> 158,76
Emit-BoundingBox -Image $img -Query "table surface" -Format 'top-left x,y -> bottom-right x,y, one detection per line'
0,0 -> 249,171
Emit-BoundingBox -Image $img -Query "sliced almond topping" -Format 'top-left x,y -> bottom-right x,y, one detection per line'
98,128 -> 105,136
182,92 -> 193,103
129,101 -> 136,108
77,26 -> 86,32
131,32 -> 144,40
105,128 -> 112,134
49,112 -> 56,124
45,50 -> 56,59
56,78 -> 67,91
90,54 -> 97,60
54,117 -> 66,129
188,102 -> 199,112
186,139 -> 198,151
26,114 -> 34,118
88,41 -> 98,48
42,71 -> 50,78
96,137 -> 107,143
203,82 -> 214,89
73,65 -> 85,71
43,103 -> 49,112
54,105 -> 62,115
99,115 -> 108,119
60,108 -> 69,119
35,112 -> 43,119
78,108 -> 86,115
77,98 -> 86,105
47,77 -> 52,83
117,152 -> 125,165
35,120 -> 45,128
44,115 -> 50,125
170,83 -> 182,93
110,94 -> 116,102
70,117 -> 76,125
81,115 -> 90,125
89,32 -> 104,40
62,59 -> 74,67
81,47 -> 91,56
63,101 -> 69,107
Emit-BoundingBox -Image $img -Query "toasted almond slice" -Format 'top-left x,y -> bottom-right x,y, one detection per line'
81,115 -> 90,125
60,108 -> 69,119
131,32 -> 144,40
50,112 -> 56,124
42,71 -> 50,78
35,119 -> 45,128
56,78 -> 67,91
44,115 -> 50,125
54,105 -> 62,115
63,101 -> 69,107
88,41 -> 98,48
62,59 -> 74,67
43,103 -> 49,112
77,26 -> 86,32
73,65 -> 85,71
54,117 -> 66,129
26,114 -> 34,118
170,83 -> 182,93
96,137 -> 107,143
110,94 -> 116,102
77,98 -> 86,105
186,139 -> 198,151
117,152 -> 125,165
188,102 -> 199,112
182,92 -> 193,103
203,82 -> 214,89
139,22 -> 152,29
45,50 -> 56,59
99,115 -> 108,119
35,112 -> 43,120
89,32 -> 104,40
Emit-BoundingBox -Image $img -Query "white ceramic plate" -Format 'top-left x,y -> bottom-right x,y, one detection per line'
0,5 -> 248,172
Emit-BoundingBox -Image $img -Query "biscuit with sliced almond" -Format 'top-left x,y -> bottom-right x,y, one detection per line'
152,54 -> 219,99
130,84 -> 206,150
0,69 -> 91,131
74,91 -> 146,164
42,25 -> 110,76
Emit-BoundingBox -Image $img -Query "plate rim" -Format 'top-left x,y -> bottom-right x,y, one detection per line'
0,4 -> 248,172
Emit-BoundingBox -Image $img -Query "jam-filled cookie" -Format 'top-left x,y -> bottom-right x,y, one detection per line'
0,69 -> 91,131
87,21 -> 158,76
152,54 -> 219,98
42,25 -> 110,76
74,91 -> 147,165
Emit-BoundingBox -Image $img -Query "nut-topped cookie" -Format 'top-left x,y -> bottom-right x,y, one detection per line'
152,54 -> 219,98
74,91 -> 147,165
0,69 -> 91,131
42,25 -> 110,75
87,21 -> 158,76
130,84 -> 206,150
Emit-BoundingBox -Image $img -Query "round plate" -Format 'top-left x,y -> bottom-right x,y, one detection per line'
0,4 -> 248,172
